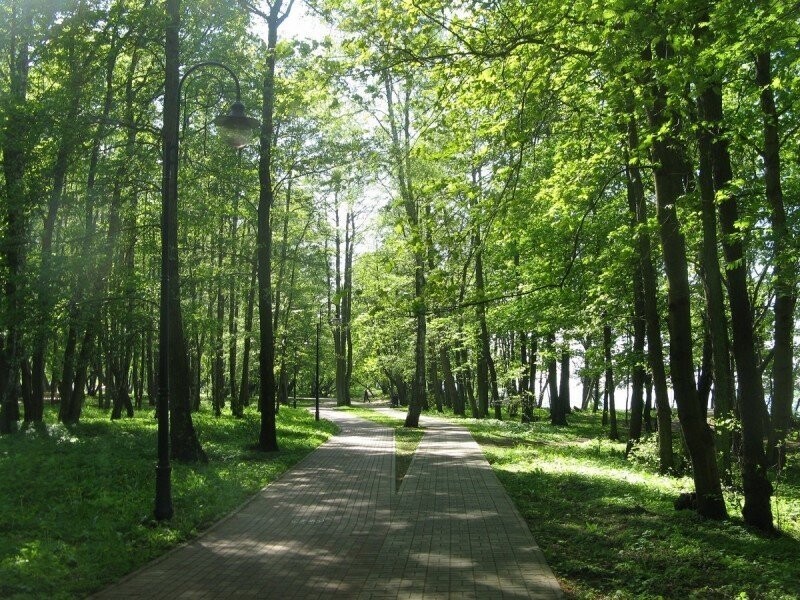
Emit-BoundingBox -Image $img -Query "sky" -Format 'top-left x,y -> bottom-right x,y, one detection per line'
250,1 -> 334,43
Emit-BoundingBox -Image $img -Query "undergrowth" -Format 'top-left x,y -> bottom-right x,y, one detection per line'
0,404 -> 336,599
457,410 -> 800,599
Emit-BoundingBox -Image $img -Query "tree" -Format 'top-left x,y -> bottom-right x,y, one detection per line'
163,0 -> 207,462
242,0 -> 295,451
0,0 -> 33,434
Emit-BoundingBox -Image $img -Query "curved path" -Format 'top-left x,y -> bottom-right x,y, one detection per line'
96,406 -> 562,599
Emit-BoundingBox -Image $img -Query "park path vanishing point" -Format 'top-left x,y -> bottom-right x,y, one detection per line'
95,404 -> 563,599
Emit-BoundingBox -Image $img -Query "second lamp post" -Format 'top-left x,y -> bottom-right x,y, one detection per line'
156,61 -> 259,522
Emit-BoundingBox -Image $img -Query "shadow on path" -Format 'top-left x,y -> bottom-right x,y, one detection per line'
95,407 -> 562,599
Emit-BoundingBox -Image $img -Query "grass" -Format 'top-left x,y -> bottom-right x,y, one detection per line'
456,409 -> 800,599
338,406 -> 424,490
0,403 -> 337,599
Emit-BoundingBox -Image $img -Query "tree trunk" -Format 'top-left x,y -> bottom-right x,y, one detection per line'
626,165 -> 648,453
548,334 -> 565,425
164,0 -> 206,463
756,52 -> 796,469
273,177 -> 291,409
212,280 -> 225,417
343,211 -> 355,406
237,250 -> 258,414
645,43 -> 726,519
441,345 -> 461,415
604,324 -> 619,440
704,61 -> 773,531
31,43 -> 84,426
255,4 -> 287,452
644,373 -> 653,433
146,323 -> 155,405
429,341 -> 444,413
559,348 -> 571,415
627,117 -> 674,473
475,246 -> 492,419
696,84 -> 735,478
0,2 -> 32,435
228,199 -> 240,412
383,73 -> 425,427
527,336 -> 538,421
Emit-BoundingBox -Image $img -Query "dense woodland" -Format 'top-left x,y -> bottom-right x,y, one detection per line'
1,0 -> 798,536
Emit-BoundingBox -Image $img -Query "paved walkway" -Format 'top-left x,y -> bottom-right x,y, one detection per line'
96,406 -> 562,599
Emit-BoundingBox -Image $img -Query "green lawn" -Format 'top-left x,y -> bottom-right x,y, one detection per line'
0,404 -> 337,599
352,402 -> 799,598
4,399 -> 797,599
461,410 -> 800,599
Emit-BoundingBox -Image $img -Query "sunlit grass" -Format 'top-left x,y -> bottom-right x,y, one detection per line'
454,409 -> 800,599
0,403 -> 336,599
338,406 -> 424,491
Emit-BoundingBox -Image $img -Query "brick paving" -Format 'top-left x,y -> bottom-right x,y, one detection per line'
95,405 -> 562,599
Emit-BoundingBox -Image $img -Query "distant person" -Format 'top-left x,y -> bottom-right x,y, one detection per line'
363,389 -> 370,403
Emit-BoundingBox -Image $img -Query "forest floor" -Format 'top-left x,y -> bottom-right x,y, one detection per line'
360,403 -> 799,599
0,404 -> 336,599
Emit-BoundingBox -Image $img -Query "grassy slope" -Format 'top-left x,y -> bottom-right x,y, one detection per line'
0,404 -> 336,599
461,411 -> 800,599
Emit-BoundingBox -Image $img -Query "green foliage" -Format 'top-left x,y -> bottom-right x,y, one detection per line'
0,405 -> 336,599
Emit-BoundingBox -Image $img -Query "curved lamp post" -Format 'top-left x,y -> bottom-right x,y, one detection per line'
155,62 -> 259,521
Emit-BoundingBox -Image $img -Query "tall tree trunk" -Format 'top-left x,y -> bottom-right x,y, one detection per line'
31,34 -> 85,426
626,161 -> 648,453
593,376 -> 601,414
429,340 -> 444,413
212,278 -> 225,417
384,72 -> 425,427
273,177 -> 291,410
548,333 -> 565,425
559,348 -> 571,415
645,43 -> 726,519
255,3 -> 289,451
756,52 -> 796,469
147,322 -> 155,405
523,336 -> 537,422
228,195 -> 241,412
441,345 -> 460,415
627,117 -> 674,473
520,332 -> 532,422
237,250 -> 257,414
456,345 -> 476,417
644,373 -> 653,433
696,79 -> 735,479
59,43 -> 127,424
331,193 -> 351,407
164,0 -> 205,463
604,324 -> 619,440
0,2 -> 32,434
475,243 -> 492,419
704,62 -> 773,531
343,211 -> 355,406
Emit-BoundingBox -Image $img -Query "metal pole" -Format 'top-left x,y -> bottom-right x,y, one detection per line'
156,13 -> 255,519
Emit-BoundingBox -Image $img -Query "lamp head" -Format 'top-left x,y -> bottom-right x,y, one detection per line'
213,101 -> 260,149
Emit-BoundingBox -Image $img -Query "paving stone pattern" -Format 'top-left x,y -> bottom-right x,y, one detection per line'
96,406 -> 562,599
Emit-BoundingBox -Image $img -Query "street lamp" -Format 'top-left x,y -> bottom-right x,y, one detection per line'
155,61 -> 259,521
